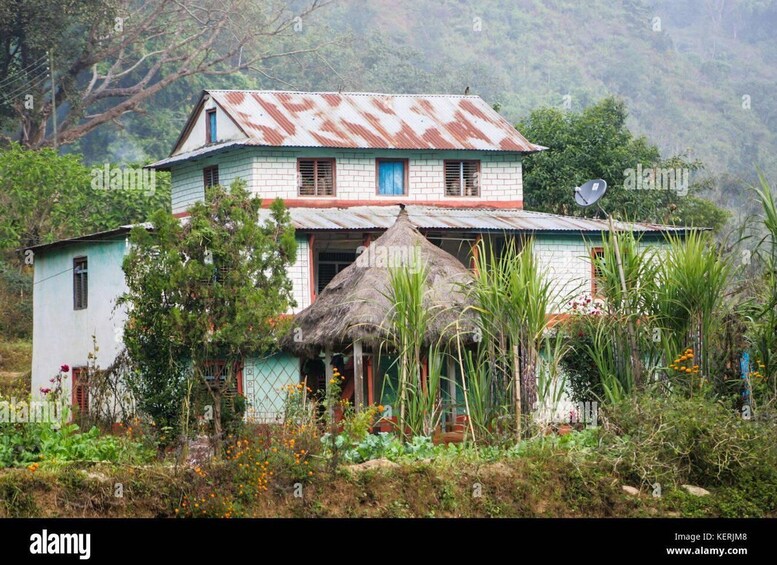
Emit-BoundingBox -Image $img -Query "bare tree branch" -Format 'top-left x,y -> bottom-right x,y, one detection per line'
1,0 -> 330,149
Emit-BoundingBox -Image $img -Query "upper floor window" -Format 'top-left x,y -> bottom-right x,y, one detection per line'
591,247 -> 605,296
73,257 -> 88,310
376,159 -> 407,196
203,165 -> 219,189
206,109 -> 217,144
298,158 -> 335,196
445,160 -> 480,197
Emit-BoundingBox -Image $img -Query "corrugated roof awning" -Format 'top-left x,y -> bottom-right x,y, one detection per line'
261,205 -> 691,234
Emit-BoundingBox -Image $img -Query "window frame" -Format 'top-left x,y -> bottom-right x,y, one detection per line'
316,250 -> 356,294
375,158 -> 409,196
203,165 -> 219,189
443,159 -> 481,197
297,158 -> 336,197
591,246 -> 605,297
73,256 -> 88,310
202,360 -> 244,396
205,108 -> 217,144
71,367 -> 89,417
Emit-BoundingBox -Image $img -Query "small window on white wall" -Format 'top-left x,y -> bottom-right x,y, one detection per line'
445,160 -> 480,196
203,166 -> 219,189
298,159 -> 335,196
206,109 -> 217,144
73,257 -> 88,310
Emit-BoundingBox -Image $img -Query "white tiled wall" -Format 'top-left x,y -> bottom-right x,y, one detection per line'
532,236 -> 597,311
288,235 -> 310,313
171,150 -> 254,213
171,148 -> 523,214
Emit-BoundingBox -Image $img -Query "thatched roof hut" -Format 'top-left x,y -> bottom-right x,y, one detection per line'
282,207 -> 478,358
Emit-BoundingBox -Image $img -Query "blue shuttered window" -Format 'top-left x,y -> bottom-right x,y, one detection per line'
377,159 -> 406,195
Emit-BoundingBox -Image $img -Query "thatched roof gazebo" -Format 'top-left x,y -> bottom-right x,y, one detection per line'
282,206 -> 478,409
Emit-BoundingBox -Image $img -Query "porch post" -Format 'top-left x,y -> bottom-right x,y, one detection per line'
470,234 -> 482,272
353,339 -> 364,411
447,356 -> 457,424
366,353 -> 374,406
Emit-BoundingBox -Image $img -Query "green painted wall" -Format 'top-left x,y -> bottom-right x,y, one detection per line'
244,353 -> 300,423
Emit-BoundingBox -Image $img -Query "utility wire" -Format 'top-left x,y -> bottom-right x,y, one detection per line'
31,264 -> 75,286
0,55 -> 48,87
0,66 -> 50,96
0,68 -> 50,101
0,55 -> 49,89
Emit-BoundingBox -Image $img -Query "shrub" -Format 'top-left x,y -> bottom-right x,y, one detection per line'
559,316 -> 602,402
0,423 -> 153,468
601,394 -> 777,488
0,266 -> 32,341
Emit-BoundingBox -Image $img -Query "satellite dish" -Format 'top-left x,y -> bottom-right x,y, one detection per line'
574,179 -> 607,207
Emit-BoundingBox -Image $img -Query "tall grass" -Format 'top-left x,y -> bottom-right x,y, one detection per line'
592,229 -> 660,389
565,227 -> 730,404
747,174 -> 777,405
463,237 -> 563,439
655,230 -> 731,381
383,257 -> 444,437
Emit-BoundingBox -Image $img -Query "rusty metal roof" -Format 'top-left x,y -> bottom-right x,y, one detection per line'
176,90 -> 545,157
258,205 -> 688,234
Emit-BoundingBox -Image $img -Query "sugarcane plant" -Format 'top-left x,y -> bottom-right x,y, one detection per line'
464,237 -> 562,440
382,255 -> 445,438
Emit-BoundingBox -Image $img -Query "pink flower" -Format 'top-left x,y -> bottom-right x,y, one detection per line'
40,387 -> 51,395
60,364 -> 70,373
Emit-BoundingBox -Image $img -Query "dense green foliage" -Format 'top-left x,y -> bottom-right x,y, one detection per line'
0,423 -> 152,468
121,181 -> 296,436
518,98 -> 729,228
0,143 -> 170,254
603,395 -> 777,493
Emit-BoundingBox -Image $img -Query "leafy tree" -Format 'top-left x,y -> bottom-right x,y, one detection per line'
0,142 -> 170,257
0,0 -> 326,148
517,97 -> 729,230
0,142 -> 169,340
121,181 -> 297,443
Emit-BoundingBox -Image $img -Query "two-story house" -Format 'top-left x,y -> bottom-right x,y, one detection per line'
29,90 -> 682,422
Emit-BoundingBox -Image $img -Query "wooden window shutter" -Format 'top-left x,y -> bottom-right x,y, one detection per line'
444,160 -> 480,197
298,159 -> 335,196
203,166 -> 219,189
72,368 -> 89,416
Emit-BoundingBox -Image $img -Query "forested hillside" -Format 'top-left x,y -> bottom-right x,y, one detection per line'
62,0 -> 777,222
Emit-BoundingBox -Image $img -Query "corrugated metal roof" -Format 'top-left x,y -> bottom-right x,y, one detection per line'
149,140 -> 246,169
259,205 -> 688,234
184,90 -> 544,155
26,223 -> 153,253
